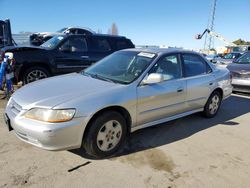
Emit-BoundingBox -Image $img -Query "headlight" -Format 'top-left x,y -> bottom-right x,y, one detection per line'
24,108 -> 75,123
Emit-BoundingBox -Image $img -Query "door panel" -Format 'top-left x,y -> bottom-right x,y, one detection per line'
185,74 -> 215,111
181,53 -> 215,111
137,79 -> 186,126
136,53 -> 186,126
54,36 -> 91,74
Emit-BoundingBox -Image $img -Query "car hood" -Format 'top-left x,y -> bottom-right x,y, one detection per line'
12,73 -> 119,110
2,45 -> 46,52
227,63 -> 250,73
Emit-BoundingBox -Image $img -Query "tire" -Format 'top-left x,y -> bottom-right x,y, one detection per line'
83,111 -> 127,158
203,91 -> 222,118
23,66 -> 50,84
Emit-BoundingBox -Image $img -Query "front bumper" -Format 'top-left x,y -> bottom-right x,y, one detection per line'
5,101 -> 87,151
232,78 -> 250,93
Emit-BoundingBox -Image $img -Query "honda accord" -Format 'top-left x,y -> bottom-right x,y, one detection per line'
4,48 -> 232,158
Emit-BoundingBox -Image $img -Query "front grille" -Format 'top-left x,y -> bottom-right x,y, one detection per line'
231,71 -> 250,79
232,84 -> 250,92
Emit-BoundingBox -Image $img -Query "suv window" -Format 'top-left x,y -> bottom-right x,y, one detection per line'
182,54 -> 211,77
148,54 -> 182,81
116,40 -> 130,50
89,37 -> 111,52
237,52 -> 250,64
60,36 -> 87,52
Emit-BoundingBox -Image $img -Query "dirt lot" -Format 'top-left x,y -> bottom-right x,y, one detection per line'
0,93 -> 250,188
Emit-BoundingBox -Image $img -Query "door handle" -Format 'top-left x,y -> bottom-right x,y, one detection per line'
81,56 -> 89,59
177,87 -> 184,93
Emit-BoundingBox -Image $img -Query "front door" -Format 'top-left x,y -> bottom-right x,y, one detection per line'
54,36 -> 91,74
137,54 -> 187,126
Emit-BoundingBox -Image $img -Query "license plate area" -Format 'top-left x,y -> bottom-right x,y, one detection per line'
4,113 -> 13,131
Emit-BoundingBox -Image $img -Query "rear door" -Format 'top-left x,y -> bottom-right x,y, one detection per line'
181,53 -> 215,111
54,35 -> 91,74
86,36 -> 113,64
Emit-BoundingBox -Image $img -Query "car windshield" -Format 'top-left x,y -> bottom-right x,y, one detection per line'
235,53 -> 250,64
41,35 -> 65,48
83,51 -> 156,84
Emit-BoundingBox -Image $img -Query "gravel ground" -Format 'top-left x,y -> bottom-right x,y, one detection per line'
0,93 -> 250,188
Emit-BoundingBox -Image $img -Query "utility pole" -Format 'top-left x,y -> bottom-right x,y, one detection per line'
204,0 -> 217,50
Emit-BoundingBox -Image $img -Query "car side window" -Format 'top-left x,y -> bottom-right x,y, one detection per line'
182,54 -> 211,77
148,54 -> 182,81
60,37 -> 87,52
238,53 -> 250,63
116,40 -> 129,50
89,38 -> 111,52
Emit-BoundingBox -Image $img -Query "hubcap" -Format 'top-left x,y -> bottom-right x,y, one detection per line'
27,70 -> 47,83
97,120 -> 122,152
209,95 -> 220,115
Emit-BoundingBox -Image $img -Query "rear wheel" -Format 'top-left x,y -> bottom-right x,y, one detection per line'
203,91 -> 222,118
83,111 -> 127,158
23,66 -> 50,84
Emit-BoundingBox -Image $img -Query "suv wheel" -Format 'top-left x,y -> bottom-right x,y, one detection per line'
203,91 -> 222,118
23,66 -> 50,84
83,111 -> 127,158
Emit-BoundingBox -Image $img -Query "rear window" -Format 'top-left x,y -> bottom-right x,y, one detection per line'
116,40 -> 131,50
182,54 -> 212,77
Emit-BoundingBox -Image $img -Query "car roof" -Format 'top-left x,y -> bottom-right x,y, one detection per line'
64,33 -> 129,39
121,48 -> 201,56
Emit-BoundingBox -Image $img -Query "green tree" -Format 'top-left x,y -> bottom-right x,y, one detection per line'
233,39 -> 250,45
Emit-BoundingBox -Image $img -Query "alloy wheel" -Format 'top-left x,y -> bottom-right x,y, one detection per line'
27,70 -> 48,83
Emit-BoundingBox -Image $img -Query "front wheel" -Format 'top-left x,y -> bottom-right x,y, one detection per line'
23,66 -> 50,84
203,91 -> 222,118
83,111 -> 127,158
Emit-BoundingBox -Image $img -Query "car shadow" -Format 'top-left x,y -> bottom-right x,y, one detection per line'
69,94 -> 250,160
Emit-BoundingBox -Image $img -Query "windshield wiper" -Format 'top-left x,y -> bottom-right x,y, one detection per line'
92,74 -> 116,83
82,72 -> 116,83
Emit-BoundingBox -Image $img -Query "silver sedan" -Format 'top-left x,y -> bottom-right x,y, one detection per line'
4,48 -> 232,158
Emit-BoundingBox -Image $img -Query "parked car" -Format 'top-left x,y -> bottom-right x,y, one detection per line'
216,52 -> 243,67
4,48 -> 232,158
227,52 -> 250,93
30,27 -> 96,46
0,34 -> 134,84
206,54 -> 220,63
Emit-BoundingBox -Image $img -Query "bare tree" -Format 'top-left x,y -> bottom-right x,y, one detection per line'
111,23 -> 118,35
107,23 -> 119,35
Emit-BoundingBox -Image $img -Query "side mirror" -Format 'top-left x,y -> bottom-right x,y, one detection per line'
141,73 -> 164,85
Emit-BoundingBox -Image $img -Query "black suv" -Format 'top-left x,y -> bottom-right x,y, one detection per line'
0,34 -> 134,83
